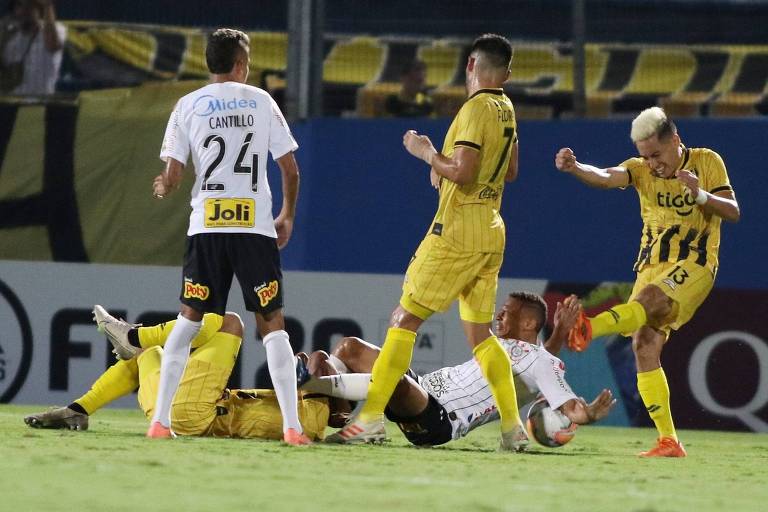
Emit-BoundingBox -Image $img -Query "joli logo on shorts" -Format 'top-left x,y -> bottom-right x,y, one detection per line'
183,280 -> 210,300
255,280 -> 279,307
204,198 -> 255,228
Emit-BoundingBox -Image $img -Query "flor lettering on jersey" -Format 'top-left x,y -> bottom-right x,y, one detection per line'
183,280 -> 210,301
193,95 -> 259,117
255,280 -> 279,307
204,198 -> 255,228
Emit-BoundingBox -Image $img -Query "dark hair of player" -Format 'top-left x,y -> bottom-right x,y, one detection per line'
508,291 -> 548,332
470,33 -> 513,70
656,117 -> 678,142
206,28 -> 250,74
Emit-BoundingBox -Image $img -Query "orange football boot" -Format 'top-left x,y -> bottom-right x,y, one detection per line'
567,310 -> 593,352
146,421 -> 176,439
283,428 -> 312,446
638,437 -> 687,458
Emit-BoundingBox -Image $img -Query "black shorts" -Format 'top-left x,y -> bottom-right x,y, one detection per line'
180,233 -> 283,315
385,372 -> 453,447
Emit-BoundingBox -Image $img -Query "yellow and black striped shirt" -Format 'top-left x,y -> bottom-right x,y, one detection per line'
621,146 -> 733,273
432,88 -> 518,254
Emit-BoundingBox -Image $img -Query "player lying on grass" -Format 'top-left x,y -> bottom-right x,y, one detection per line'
313,292 -> 616,446
24,308 -> 340,440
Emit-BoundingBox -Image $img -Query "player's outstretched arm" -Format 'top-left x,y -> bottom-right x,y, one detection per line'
274,151 -> 300,249
403,130 -> 479,185
555,147 -> 629,189
559,389 -> 616,425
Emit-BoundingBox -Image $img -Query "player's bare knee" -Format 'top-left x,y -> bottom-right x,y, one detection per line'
180,304 -> 204,322
333,336 -> 365,360
220,312 -> 244,338
635,285 -> 673,323
389,305 -> 422,331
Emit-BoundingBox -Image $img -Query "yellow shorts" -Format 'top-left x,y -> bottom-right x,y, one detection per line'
137,332 -> 240,436
208,390 -> 329,441
401,235 -> 502,323
630,259 -> 715,334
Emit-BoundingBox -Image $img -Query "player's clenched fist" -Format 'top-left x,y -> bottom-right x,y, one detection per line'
403,129 -> 437,165
555,147 -> 579,173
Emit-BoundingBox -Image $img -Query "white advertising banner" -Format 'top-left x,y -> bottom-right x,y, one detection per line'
0,260 -> 546,406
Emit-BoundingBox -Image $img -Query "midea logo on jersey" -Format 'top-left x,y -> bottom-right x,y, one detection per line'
193,95 -> 259,117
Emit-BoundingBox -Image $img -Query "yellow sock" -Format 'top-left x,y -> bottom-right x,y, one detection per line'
590,301 -> 647,338
138,313 -> 223,349
637,367 -> 677,440
358,327 -> 417,423
74,359 -> 139,414
473,336 -> 521,432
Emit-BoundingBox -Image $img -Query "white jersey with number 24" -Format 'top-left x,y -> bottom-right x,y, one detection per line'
160,81 -> 298,237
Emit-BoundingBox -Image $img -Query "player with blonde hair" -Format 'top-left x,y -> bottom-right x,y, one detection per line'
554,106 -> 740,457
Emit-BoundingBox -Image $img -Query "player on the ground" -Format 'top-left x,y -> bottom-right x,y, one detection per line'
554,106 -> 740,457
25,309 -> 335,440
326,34 -> 527,450
116,28 -> 308,443
313,293 -> 615,446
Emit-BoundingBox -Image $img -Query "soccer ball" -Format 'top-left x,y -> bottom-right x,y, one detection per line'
526,397 -> 578,447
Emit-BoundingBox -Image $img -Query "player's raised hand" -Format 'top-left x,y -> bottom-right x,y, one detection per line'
553,294 -> 581,332
152,174 -> 169,199
403,130 -> 437,165
676,169 -> 700,196
555,147 -> 579,173
274,214 -> 293,249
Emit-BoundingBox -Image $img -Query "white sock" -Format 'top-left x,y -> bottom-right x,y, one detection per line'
328,354 -> 349,374
150,314 -> 200,428
263,329 -> 302,433
301,373 -> 371,401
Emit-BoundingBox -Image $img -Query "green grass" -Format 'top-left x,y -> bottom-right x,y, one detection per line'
1,405 -> 766,512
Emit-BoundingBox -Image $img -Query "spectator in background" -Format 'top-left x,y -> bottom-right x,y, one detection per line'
0,0 -> 65,95
384,59 -> 434,117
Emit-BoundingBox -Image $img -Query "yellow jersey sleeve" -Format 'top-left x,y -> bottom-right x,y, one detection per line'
619,157 -> 647,190
701,149 -> 732,194
452,100 -> 491,152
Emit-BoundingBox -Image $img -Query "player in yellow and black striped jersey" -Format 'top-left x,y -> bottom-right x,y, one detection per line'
327,34 -> 529,451
555,106 -> 740,457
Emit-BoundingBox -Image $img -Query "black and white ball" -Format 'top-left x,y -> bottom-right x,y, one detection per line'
526,397 -> 578,447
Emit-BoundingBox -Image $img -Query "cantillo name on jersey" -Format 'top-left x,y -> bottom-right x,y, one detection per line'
420,338 -> 576,440
160,82 -> 298,237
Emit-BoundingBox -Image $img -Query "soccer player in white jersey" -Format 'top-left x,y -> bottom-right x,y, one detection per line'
94,28 -> 309,444
317,293 -> 615,446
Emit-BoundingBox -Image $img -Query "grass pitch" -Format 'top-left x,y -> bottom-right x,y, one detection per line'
1,405 -> 766,512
